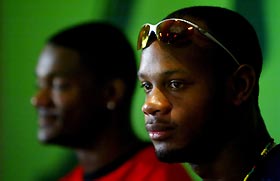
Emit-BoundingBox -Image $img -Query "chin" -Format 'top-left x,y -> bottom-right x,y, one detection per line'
156,152 -> 181,163
152,141 -> 188,163
153,141 -> 213,164
38,127 -> 61,145
38,133 -> 55,145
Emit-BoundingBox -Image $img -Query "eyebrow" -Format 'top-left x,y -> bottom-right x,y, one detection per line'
138,69 -> 190,78
34,70 -> 80,79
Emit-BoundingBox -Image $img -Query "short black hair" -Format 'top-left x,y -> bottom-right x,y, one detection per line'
47,21 -> 137,103
165,6 -> 262,100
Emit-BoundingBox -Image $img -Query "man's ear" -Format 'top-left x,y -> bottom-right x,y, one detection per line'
103,79 -> 125,110
230,64 -> 256,106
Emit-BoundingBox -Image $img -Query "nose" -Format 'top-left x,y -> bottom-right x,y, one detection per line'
142,87 -> 171,116
30,88 -> 52,108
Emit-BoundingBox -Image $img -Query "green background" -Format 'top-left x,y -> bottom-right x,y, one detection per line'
1,0 -> 280,180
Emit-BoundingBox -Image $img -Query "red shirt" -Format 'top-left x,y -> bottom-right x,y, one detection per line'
59,145 -> 192,181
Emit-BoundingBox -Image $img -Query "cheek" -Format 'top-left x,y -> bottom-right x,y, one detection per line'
173,103 -> 211,139
54,93 -> 81,121
52,91 -> 90,126
55,95 -> 91,134
171,88 -> 218,139
52,90 -> 84,109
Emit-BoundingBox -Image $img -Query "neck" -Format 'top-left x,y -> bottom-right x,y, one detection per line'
191,103 -> 272,180
75,121 -> 142,173
76,134 -> 140,173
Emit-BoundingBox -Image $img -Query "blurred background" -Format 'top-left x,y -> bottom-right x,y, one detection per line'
1,0 -> 280,180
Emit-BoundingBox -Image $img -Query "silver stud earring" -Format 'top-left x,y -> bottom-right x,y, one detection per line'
106,101 -> 116,110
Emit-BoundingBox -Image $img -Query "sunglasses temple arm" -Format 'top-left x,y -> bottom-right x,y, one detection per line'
200,30 -> 240,66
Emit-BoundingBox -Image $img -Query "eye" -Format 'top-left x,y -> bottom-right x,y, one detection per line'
52,78 -> 71,91
35,78 -> 49,90
168,80 -> 184,90
141,81 -> 153,93
35,80 -> 44,90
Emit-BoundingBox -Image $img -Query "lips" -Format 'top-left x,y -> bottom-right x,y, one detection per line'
145,122 -> 175,141
39,117 -> 57,128
37,109 -> 58,128
38,108 -> 57,117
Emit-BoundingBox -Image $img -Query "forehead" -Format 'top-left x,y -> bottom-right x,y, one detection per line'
139,41 -> 215,77
36,44 -> 83,77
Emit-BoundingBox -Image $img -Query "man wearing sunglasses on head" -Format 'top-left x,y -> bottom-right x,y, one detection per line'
31,22 -> 193,181
137,6 -> 280,181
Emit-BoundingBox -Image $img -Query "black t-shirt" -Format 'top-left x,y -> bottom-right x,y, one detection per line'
250,144 -> 280,180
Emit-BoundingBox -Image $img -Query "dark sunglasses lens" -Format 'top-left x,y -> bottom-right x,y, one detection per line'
157,20 -> 194,45
137,24 -> 150,50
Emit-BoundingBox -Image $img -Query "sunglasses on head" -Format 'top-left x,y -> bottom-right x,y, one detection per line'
137,18 -> 240,65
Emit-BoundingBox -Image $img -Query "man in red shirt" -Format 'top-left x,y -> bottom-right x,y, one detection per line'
31,22 -> 192,181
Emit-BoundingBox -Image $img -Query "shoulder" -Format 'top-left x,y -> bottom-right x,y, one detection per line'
254,144 -> 280,180
264,144 -> 280,169
58,165 -> 83,181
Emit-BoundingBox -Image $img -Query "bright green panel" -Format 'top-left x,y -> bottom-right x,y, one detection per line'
259,0 -> 280,144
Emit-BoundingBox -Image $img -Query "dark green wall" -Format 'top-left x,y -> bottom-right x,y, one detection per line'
1,1 -> 280,181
